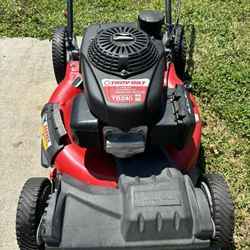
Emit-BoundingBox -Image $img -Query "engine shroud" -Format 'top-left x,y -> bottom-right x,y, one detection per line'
88,25 -> 159,76
80,23 -> 165,129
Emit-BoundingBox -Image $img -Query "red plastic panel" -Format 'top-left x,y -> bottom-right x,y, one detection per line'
49,62 -> 201,187
50,62 -> 117,187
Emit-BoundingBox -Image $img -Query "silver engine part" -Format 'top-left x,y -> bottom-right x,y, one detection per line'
103,126 -> 148,158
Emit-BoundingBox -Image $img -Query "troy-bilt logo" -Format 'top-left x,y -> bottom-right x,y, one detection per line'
102,79 -> 150,87
102,78 -> 150,103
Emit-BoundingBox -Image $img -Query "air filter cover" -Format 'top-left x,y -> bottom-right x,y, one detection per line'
88,25 -> 158,77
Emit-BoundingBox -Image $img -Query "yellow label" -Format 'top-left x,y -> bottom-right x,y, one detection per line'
41,124 -> 48,150
41,113 -> 52,151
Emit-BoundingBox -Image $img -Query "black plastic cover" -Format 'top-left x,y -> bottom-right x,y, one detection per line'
70,86 -> 196,150
151,85 -> 196,149
70,93 -> 100,147
88,25 -> 159,76
138,10 -> 164,38
80,23 -> 165,130
42,167 -> 213,250
41,104 -> 67,168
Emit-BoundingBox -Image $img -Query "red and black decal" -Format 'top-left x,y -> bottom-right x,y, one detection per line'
102,79 -> 150,103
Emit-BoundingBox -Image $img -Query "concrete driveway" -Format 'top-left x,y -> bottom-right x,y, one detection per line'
0,38 -> 56,249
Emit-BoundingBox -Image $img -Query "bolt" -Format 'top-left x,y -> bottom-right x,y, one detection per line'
121,69 -> 127,76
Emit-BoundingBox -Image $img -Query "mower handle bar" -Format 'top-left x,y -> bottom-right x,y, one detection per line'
165,0 -> 172,36
67,0 -> 73,41
66,0 -> 174,40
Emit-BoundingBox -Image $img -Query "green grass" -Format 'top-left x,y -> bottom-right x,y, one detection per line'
0,0 -> 249,249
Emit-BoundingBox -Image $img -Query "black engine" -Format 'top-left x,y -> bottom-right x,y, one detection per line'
79,23 -> 165,129
70,18 -> 196,157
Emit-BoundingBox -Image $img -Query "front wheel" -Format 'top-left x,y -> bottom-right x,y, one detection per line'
16,178 -> 51,250
199,174 -> 234,249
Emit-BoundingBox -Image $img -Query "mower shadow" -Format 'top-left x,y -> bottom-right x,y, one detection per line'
184,24 -> 206,176
184,25 -> 206,175
197,143 -> 206,174
184,24 -> 196,81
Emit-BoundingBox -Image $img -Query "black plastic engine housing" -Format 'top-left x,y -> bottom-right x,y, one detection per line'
151,85 -> 196,149
70,85 -> 196,150
80,23 -> 165,130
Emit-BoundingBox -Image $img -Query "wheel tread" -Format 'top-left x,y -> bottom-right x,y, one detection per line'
52,25 -> 67,84
174,24 -> 186,79
201,174 -> 234,248
16,178 -> 51,250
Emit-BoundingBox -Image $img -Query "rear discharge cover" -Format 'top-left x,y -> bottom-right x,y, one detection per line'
42,165 -> 214,249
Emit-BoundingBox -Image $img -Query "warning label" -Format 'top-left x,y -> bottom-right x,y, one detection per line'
41,114 -> 52,151
102,79 -> 150,103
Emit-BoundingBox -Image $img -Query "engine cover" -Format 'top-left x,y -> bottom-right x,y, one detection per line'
80,23 -> 165,130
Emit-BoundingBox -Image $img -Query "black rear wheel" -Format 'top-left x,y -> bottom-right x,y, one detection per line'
52,25 -> 67,84
199,174 -> 234,249
173,24 -> 186,79
16,178 -> 51,250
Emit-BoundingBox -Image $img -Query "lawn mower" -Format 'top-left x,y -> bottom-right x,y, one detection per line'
16,0 -> 234,249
